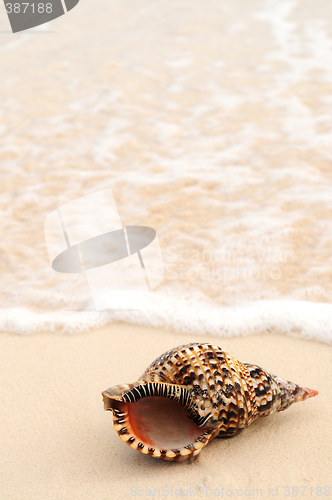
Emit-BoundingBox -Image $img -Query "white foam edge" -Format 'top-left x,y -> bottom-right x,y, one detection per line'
1,297 -> 332,344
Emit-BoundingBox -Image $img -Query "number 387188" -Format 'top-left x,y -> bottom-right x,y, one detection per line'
5,3 -> 53,14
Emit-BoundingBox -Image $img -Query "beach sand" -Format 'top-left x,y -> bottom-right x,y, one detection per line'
1,324 -> 331,500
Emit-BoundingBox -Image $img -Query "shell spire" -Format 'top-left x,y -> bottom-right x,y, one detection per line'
102,343 -> 318,461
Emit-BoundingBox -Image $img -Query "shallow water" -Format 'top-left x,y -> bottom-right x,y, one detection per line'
1,0 -> 332,341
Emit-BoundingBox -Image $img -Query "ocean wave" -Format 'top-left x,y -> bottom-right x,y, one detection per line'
1,0 -> 332,342
1,296 -> 332,344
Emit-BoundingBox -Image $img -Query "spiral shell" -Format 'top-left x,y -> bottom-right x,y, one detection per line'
102,343 -> 318,461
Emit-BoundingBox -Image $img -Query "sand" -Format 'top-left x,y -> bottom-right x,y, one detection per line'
1,324 -> 331,500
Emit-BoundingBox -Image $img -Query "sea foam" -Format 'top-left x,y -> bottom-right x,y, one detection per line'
1,0 -> 332,342
1,296 -> 332,344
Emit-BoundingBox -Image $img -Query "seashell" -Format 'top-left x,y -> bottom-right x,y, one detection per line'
102,343 -> 318,461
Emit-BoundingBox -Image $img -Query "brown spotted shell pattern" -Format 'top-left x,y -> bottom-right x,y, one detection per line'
102,343 -> 318,461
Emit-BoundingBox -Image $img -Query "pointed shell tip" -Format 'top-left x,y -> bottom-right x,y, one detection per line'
304,387 -> 319,398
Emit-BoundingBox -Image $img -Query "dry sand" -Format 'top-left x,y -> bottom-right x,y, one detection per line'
1,324 -> 331,500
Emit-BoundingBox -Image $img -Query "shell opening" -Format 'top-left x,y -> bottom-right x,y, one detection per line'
127,396 -> 208,450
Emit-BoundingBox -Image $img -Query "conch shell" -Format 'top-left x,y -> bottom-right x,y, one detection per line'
102,343 -> 318,461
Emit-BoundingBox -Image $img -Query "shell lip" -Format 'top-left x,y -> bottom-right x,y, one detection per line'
102,382 -> 219,461
111,399 -> 218,461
